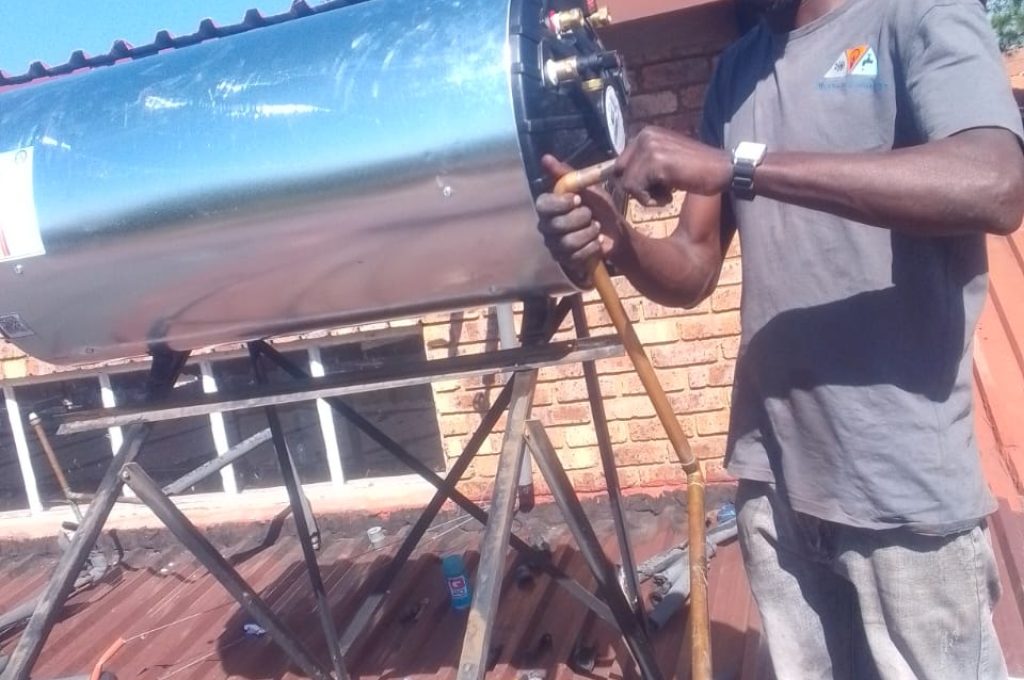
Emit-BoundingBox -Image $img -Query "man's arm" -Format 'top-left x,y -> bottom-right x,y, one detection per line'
614,193 -> 734,308
616,125 -> 1024,238
536,156 -> 734,309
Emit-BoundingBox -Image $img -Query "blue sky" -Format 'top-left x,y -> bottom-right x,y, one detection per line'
0,1 -> 316,75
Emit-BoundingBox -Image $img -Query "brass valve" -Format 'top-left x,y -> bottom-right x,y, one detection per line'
544,56 -> 580,86
547,8 -> 586,34
547,6 -> 612,34
589,7 -> 612,27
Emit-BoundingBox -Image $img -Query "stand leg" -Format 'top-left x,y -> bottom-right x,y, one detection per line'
457,370 -> 538,680
525,420 -> 664,680
571,296 -> 644,619
119,462 -> 332,680
1,350 -> 189,680
250,346 -> 346,680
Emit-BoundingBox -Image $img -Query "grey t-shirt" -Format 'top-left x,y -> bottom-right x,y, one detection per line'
699,0 -> 1024,534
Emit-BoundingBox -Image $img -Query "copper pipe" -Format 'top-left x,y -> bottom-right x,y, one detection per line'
553,161 -> 712,680
28,412 -> 84,522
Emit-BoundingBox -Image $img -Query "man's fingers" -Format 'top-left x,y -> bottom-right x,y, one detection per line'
567,240 -> 603,267
546,207 -> 593,235
536,192 -> 580,217
556,221 -> 601,252
541,154 -> 576,181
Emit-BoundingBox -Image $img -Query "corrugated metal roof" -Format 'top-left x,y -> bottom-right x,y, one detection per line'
975,229 -> 1024,509
0,0 -> 368,89
1,495 -> 1022,679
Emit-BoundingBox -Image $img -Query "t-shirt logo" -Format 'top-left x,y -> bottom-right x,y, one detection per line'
824,44 -> 878,79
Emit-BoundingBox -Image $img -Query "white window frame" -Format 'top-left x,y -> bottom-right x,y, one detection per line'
0,327 -> 444,517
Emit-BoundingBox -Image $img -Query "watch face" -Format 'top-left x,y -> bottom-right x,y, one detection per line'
734,141 -> 766,164
603,86 -> 626,155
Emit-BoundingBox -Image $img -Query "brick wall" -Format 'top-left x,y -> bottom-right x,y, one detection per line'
0,0 -> 743,505
428,2 -> 743,500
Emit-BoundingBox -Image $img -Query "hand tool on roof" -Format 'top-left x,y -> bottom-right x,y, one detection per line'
553,161 -> 713,680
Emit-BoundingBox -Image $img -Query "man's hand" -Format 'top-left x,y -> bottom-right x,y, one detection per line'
614,126 -> 733,206
535,154 -> 630,286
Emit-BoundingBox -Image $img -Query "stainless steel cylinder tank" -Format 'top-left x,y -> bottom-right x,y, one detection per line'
0,0 -> 629,365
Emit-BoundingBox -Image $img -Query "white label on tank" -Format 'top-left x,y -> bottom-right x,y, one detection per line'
0,146 -> 44,262
604,86 -> 627,155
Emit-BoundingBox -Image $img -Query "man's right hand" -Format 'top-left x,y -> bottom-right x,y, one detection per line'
535,154 -> 629,287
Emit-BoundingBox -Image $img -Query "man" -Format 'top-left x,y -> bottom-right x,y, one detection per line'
536,0 -> 1024,678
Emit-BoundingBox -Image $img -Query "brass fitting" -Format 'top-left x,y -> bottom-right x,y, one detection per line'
582,78 -> 605,93
544,56 -> 579,87
547,8 -> 586,34
588,7 -> 613,27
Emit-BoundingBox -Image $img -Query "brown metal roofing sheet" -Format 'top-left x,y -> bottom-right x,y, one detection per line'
2,494 -> 1023,678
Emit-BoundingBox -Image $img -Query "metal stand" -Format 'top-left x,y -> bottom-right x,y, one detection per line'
572,296 -> 644,619
1,349 -> 190,680
119,462 -> 332,680
6,293 -> 663,680
249,344 -> 346,679
525,421 -> 662,679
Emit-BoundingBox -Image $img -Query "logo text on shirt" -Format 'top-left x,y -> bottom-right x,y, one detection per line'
819,44 -> 884,91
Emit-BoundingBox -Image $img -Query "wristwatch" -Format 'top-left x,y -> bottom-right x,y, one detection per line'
731,141 -> 767,200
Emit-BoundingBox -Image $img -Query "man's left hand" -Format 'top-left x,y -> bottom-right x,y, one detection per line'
614,126 -> 732,206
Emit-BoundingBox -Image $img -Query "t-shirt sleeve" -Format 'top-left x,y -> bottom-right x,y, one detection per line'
903,0 -> 1024,144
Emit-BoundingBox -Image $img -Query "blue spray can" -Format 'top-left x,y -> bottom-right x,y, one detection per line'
442,554 -> 472,610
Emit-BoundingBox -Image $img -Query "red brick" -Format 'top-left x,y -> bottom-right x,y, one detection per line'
629,416 -> 695,443
725,236 -> 742,258
693,435 -> 729,460
541,426 -> 567,450
603,395 -> 657,421
650,341 -> 719,368
433,379 -> 462,394
635,463 -> 688,487
544,404 -> 592,425
669,387 -> 732,414
458,479 -> 495,503
719,259 -> 743,286
677,312 -> 741,341
468,453 -> 501,479
444,436 -> 467,460
565,424 -> 598,449
533,384 -> 555,407
617,467 -> 644,489
0,341 -> 25,360
688,366 -> 710,389
721,336 -> 742,360
1,358 -> 28,380
633,320 -> 680,345
626,192 -> 685,224
679,84 -> 707,110
562,447 -> 599,471
613,368 -> 689,395
583,299 -> 637,329
647,110 -> 702,138
568,469 -> 610,493
711,285 -> 742,312
643,299 -> 709,319
612,276 -> 641,299
541,362 -> 584,380
594,354 -> 642,375
597,375 -> 621,398
696,410 -> 731,436
630,91 -> 678,119
708,362 -> 736,387
641,58 -> 712,89
614,442 -> 670,466
555,378 -> 590,404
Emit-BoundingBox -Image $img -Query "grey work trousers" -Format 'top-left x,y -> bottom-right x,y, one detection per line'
736,479 -> 1008,680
